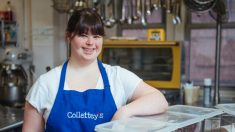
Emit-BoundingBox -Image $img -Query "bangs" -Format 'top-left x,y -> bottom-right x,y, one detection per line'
66,9 -> 105,37
75,19 -> 104,36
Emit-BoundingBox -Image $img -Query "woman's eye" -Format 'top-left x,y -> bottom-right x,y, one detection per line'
79,34 -> 87,37
94,35 -> 102,38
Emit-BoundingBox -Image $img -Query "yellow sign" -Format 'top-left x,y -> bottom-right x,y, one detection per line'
147,29 -> 165,41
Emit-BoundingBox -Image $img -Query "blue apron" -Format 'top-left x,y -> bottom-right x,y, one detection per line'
45,60 -> 117,132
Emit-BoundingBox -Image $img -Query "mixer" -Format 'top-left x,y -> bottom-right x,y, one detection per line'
0,47 -> 33,108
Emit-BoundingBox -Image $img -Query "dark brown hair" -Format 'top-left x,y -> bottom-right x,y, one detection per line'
66,8 -> 105,39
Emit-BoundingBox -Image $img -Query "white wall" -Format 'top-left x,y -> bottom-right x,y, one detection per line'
1,0 -> 56,79
30,0 -> 55,77
53,11 -> 67,66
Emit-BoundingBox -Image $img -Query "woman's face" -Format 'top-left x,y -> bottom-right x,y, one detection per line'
69,31 -> 103,62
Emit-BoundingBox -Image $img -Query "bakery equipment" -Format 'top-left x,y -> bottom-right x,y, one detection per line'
99,40 -> 181,105
0,47 -> 32,108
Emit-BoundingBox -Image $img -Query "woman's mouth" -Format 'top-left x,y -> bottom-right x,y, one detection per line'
82,47 -> 95,55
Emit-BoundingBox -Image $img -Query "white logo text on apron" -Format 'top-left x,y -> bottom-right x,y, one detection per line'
67,112 -> 104,120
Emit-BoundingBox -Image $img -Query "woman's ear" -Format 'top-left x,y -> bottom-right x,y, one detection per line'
65,32 -> 71,43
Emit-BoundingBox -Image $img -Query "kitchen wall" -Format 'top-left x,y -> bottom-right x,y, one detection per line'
31,0 -> 57,78
1,0 -> 234,101
1,0 -> 55,79
28,0 -> 123,79
1,0 -> 186,79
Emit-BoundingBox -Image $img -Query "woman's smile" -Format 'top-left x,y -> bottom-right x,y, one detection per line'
82,47 -> 96,55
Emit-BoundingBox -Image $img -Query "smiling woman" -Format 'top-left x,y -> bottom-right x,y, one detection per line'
66,7 -> 104,63
22,8 -> 168,132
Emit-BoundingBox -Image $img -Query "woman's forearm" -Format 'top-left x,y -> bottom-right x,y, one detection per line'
112,90 -> 168,121
124,90 -> 168,117
111,81 -> 168,121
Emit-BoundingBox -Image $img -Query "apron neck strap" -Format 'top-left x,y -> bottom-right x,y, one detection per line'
97,59 -> 110,88
59,60 -> 68,91
59,59 -> 110,90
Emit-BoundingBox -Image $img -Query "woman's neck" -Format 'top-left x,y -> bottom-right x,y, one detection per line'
68,57 -> 98,72
66,57 -> 100,91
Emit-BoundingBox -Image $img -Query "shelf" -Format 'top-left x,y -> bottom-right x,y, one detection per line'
0,41 -> 17,46
1,20 -> 17,47
103,40 -> 179,47
0,20 -> 16,24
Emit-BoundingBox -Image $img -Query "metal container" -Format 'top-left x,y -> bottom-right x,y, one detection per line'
0,64 -> 28,107
0,47 -> 32,108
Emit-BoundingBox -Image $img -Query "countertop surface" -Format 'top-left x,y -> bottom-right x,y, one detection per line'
95,105 -> 225,132
0,105 -> 23,131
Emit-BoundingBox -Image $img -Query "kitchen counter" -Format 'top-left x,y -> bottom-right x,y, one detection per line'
1,104 -> 234,132
0,105 -> 23,132
95,105 -> 225,132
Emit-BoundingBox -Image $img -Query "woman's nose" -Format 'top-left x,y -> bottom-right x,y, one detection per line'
86,36 -> 94,44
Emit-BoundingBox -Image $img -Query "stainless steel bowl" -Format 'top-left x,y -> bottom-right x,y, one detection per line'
0,64 -> 27,107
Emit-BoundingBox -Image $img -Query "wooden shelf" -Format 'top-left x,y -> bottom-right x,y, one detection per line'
0,41 -> 17,46
104,39 -> 179,47
0,20 -> 16,24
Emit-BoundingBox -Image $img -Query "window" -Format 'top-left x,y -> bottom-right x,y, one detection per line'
185,1 -> 235,86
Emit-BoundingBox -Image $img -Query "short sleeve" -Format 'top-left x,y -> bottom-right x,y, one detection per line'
26,76 -> 48,114
117,67 -> 142,102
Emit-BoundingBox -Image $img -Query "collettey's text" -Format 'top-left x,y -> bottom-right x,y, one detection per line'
67,112 -> 103,120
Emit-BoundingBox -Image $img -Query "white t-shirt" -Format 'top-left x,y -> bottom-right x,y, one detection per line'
26,63 -> 142,123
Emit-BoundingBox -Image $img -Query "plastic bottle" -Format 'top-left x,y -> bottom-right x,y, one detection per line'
203,78 -> 212,107
5,1 -> 13,21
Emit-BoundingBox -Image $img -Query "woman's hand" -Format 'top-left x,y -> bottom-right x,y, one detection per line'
111,106 -> 130,121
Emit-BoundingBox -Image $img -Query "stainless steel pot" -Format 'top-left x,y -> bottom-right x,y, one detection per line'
0,64 -> 27,107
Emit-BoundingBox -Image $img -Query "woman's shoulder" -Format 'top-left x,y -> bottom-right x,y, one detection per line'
102,63 -> 134,76
102,63 -> 125,77
26,65 -> 62,115
102,63 -> 119,70
102,62 -> 142,84
30,65 -> 62,97
103,63 -> 125,73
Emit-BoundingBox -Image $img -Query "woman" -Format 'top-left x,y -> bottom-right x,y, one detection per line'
22,8 -> 168,132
